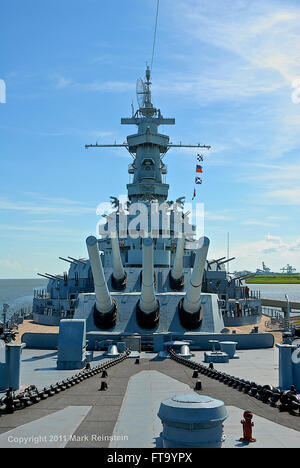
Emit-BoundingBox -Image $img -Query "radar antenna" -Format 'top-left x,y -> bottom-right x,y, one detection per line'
136,77 -> 148,109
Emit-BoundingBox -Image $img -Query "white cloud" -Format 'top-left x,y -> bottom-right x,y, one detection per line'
152,0 -> 300,176
230,233 -> 300,267
0,196 -> 96,215
172,0 -> 300,83
242,219 -> 278,227
53,75 -> 134,93
56,76 -> 73,89
265,188 -> 300,206
208,233 -> 299,272
205,211 -> 234,221
0,257 -> 22,273
265,234 -> 282,243
234,159 -> 300,206
153,72 -> 284,102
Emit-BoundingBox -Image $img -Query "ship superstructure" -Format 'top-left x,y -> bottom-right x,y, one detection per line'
32,68 -> 262,342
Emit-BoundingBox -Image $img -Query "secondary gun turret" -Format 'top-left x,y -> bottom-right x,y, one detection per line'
179,237 -> 210,330
86,236 -> 117,329
207,257 -> 226,270
110,232 -> 127,290
169,236 -> 185,290
136,238 -> 159,329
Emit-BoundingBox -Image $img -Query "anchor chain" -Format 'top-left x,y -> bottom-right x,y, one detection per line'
0,348 -> 131,414
169,349 -> 300,416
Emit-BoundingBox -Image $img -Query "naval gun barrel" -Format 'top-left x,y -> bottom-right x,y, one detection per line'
179,237 -> 210,330
235,273 -> 257,282
59,256 -> 76,264
86,236 -> 117,329
169,236 -> 185,290
110,232 -> 127,290
217,257 -> 235,266
68,256 -> 88,264
45,273 -> 63,280
37,273 -> 58,280
136,238 -> 159,329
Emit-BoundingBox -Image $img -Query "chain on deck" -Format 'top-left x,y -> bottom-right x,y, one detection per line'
169,349 -> 300,417
0,348 -> 131,414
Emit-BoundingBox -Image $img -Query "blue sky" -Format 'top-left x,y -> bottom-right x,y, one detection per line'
1,0 -> 300,278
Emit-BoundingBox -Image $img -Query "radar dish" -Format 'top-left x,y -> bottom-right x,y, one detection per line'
136,77 -> 147,108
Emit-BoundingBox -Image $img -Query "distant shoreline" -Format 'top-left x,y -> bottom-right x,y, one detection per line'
246,274 -> 300,284
0,278 -> 48,281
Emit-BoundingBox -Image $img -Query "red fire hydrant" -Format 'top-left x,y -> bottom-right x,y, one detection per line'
240,411 -> 256,442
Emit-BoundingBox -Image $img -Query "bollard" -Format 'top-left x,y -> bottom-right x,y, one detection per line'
2,387 -> 16,414
195,380 -> 202,391
219,341 -> 238,359
99,381 -> 108,391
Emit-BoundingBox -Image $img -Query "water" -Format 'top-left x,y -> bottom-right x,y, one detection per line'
247,283 -> 300,302
0,279 -> 48,320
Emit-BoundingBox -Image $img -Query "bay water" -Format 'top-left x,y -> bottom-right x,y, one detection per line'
0,279 -> 48,320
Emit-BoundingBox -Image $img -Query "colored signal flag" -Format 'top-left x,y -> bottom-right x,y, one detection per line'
195,177 -> 202,185
196,165 -> 203,173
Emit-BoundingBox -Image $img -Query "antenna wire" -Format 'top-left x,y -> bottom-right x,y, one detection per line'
150,0 -> 160,70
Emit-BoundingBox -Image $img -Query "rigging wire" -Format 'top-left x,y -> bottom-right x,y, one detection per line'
150,0 -> 160,71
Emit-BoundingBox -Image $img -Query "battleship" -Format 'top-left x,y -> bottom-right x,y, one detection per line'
0,67 -> 300,450
31,66 -> 262,340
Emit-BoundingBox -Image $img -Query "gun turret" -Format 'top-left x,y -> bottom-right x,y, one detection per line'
179,237 -> 210,330
207,257 -> 226,270
169,236 -> 185,290
86,236 -> 117,329
136,238 -> 159,329
110,232 -> 127,290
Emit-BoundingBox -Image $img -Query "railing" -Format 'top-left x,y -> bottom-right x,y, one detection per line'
1,305 -> 33,329
36,309 -> 73,318
232,287 -> 261,300
263,307 -> 285,329
262,307 -> 283,319
224,308 -> 260,318
34,289 -> 50,299
250,290 -> 261,299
